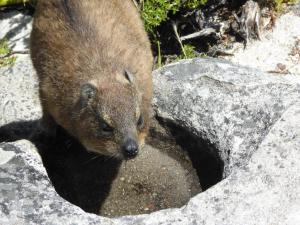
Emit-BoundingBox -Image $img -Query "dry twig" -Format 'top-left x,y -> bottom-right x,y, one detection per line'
180,28 -> 216,41
171,21 -> 187,58
0,50 -> 29,59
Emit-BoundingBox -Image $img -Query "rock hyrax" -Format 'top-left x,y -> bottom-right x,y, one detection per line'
30,0 -> 153,159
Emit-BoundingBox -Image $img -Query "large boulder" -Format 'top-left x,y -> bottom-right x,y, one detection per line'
153,58 -> 300,176
123,97 -> 300,225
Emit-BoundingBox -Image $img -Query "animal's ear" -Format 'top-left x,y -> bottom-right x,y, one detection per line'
81,83 -> 97,101
124,69 -> 135,84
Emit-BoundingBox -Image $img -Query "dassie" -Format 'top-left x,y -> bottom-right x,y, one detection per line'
30,0 -> 153,159
38,119 -> 202,217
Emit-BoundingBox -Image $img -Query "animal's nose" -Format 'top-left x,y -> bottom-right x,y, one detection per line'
122,138 -> 139,159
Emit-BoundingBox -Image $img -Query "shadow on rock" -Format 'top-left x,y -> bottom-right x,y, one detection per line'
0,10 -> 33,51
0,120 -> 37,142
149,117 -> 224,191
0,117 -> 223,215
0,120 -> 122,214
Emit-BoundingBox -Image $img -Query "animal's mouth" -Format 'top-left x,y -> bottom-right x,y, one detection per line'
85,147 -> 113,157
85,147 -> 137,161
122,152 -> 139,160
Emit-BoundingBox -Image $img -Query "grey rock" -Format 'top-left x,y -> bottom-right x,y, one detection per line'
292,2 -> 300,16
0,140 -> 113,225
225,2 -> 300,75
0,11 -> 32,52
153,58 -> 300,176
0,55 -> 41,127
121,99 -> 300,225
0,11 -> 39,127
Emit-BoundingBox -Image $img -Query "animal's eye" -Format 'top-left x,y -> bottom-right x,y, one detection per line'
137,115 -> 144,129
101,121 -> 114,133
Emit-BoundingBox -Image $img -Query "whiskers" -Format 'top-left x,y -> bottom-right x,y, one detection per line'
103,151 -> 123,162
82,147 -> 122,165
82,154 -> 102,165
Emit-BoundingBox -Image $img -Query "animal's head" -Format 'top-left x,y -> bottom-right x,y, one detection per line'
72,69 -> 149,160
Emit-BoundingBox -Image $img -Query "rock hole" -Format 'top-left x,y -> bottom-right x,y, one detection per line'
31,116 -> 224,217
149,116 -> 224,191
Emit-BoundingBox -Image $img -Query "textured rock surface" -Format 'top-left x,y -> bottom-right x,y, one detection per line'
225,2 -> 300,75
0,55 -> 41,127
0,11 -> 40,127
1,54 -> 300,224
1,10 -> 300,225
0,11 -> 32,52
0,140 -> 113,225
121,100 -> 300,225
153,58 -> 300,176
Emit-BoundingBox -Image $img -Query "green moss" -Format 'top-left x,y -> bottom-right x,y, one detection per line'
270,0 -> 299,10
0,39 -> 16,67
141,0 -> 179,33
0,56 -> 16,67
183,0 -> 208,9
141,0 -> 208,34
0,39 -> 10,55
0,0 -> 36,7
177,44 -> 197,60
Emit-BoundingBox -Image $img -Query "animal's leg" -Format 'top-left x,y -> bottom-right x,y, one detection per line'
30,110 -> 57,145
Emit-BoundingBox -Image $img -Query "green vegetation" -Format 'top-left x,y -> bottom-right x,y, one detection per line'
0,0 -> 298,68
265,0 -> 299,10
177,44 -> 197,60
0,39 -> 10,55
139,0 -> 300,67
140,0 -> 299,35
140,0 -> 208,34
0,39 -> 16,67
0,56 -> 17,67
138,0 -> 208,65
0,0 -> 36,7
0,0 -> 28,7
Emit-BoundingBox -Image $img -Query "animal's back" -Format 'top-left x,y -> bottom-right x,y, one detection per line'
31,0 -> 152,84
31,0 -> 153,158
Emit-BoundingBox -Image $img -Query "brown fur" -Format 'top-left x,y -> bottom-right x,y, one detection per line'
30,0 -> 153,158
